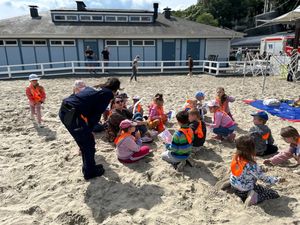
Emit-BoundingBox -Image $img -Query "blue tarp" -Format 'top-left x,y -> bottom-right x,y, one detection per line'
245,100 -> 300,122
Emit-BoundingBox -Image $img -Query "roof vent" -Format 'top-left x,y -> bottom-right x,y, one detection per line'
153,3 -> 159,21
29,5 -> 40,19
76,1 -> 86,11
163,7 -> 171,19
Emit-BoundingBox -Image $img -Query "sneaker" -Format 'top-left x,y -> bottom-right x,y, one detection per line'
226,133 -> 236,142
244,190 -> 258,206
176,160 -> 186,172
84,164 -> 105,180
212,135 -> 224,141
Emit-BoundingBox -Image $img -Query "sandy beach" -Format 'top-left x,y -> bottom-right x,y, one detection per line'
0,74 -> 299,225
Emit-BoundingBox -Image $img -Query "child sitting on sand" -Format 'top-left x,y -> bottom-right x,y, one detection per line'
216,87 -> 235,120
230,135 -> 284,206
183,99 -> 197,111
148,93 -> 168,133
115,119 -> 150,163
250,111 -> 278,156
207,100 -> 236,141
188,109 -> 206,147
195,91 -> 207,120
25,74 -> 46,127
161,111 -> 194,171
128,96 -> 144,116
264,126 -> 300,166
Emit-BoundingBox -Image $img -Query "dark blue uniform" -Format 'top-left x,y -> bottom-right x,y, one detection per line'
59,87 -> 114,179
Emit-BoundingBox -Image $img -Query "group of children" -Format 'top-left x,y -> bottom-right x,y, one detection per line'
25,74 -> 300,207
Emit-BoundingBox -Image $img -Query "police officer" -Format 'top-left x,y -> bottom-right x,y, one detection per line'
59,78 -> 121,180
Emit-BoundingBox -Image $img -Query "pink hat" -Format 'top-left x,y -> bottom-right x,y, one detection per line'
207,100 -> 220,107
119,119 -> 137,129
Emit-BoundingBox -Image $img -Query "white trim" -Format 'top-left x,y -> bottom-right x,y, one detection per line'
53,15 -> 66,21
50,39 -> 76,46
4,39 -> 18,46
105,40 -> 130,46
129,16 -> 152,22
34,40 -> 47,46
51,11 -> 153,16
91,15 -> 103,22
65,15 -> 79,21
132,40 -> 155,46
105,15 -> 117,22
20,39 -> 47,46
116,16 -> 128,22
0,40 -> 4,46
79,15 -> 92,21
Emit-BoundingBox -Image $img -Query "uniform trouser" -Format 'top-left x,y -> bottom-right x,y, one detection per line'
130,71 -> 137,81
59,104 -> 97,178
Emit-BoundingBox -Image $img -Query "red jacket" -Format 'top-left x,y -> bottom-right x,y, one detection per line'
26,83 -> 46,104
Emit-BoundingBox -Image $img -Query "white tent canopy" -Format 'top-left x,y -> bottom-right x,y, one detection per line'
270,6 -> 300,24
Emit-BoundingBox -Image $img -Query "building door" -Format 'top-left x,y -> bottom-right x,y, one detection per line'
187,39 -> 200,64
83,40 -> 99,60
162,40 -> 175,66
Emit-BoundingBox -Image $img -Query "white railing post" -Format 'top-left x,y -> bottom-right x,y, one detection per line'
41,63 -> 45,76
216,62 -> 220,75
101,61 -> 104,73
71,61 -> 75,74
209,62 -> 212,74
160,61 -> 163,73
7,66 -> 11,79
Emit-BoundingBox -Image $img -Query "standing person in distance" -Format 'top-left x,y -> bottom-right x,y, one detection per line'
187,55 -> 193,76
130,55 -> 140,82
101,46 -> 110,70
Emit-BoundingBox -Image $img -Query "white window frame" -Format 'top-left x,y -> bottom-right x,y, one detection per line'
132,40 -> 155,46
50,40 -> 63,46
105,40 -> 129,46
20,39 -> 47,46
80,15 -> 92,21
4,39 -> 18,46
91,15 -> 103,21
0,40 -> 4,46
105,16 -> 117,22
116,16 -> 128,22
34,40 -> 47,46
66,15 -> 78,21
54,14 -> 66,21
63,40 -> 76,46
21,40 -> 34,46
129,16 -> 141,22
140,16 -> 152,22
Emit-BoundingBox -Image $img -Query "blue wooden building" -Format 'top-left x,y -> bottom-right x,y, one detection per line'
0,1 -> 242,70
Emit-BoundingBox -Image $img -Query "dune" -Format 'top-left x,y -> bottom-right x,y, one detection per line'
0,74 -> 299,225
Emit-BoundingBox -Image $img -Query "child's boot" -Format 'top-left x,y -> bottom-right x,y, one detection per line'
245,190 -> 258,206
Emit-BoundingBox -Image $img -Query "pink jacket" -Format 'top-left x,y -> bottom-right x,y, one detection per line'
116,136 -> 141,160
269,144 -> 300,165
211,111 -> 235,128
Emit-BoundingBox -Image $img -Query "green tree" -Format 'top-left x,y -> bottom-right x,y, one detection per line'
196,13 -> 218,26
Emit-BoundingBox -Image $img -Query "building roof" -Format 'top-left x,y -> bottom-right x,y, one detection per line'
0,12 -> 243,39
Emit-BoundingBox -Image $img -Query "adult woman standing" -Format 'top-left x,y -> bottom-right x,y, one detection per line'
59,78 -> 121,180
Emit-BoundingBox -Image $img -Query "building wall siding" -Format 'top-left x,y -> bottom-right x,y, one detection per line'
205,39 -> 230,60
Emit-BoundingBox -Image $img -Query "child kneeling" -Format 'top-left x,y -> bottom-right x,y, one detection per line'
161,111 -> 194,170
115,119 -> 150,163
230,135 -> 284,206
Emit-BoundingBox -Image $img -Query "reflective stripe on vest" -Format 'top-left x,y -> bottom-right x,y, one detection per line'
29,84 -> 43,102
195,121 -> 204,138
262,132 -> 270,144
114,132 -> 132,145
179,127 -> 193,144
231,156 -> 248,176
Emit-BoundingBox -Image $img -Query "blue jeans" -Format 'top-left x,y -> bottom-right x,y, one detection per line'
213,125 -> 236,137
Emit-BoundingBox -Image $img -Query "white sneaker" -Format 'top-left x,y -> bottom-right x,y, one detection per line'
244,190 -> 258,206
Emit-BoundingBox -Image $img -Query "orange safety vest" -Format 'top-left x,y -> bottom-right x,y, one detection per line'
216,97 -> 226,112
195,121 -> 204,138
114,131 -> 132,145
136,104 -> 142,113
29,84 -> 44,103
231,155 -> 248,176
179,127 -> 194,144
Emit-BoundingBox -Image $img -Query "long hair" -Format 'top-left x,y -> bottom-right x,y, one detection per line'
94,78 -> 121,92
217,87 -> 228,105
235,135 -> 256,163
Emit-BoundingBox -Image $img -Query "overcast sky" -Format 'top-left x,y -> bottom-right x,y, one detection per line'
0,0 -> 197,20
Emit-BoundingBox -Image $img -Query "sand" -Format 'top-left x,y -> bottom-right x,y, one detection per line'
0,74 -> 299,225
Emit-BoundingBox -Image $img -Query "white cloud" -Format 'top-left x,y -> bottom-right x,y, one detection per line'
0,0 -> 197,20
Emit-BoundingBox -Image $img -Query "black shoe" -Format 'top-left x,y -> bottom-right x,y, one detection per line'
84,165 -> 105,180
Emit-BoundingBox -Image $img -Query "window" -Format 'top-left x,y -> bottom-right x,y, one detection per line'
54,15 -> 65,21
130,16 -> 140,22
66,15 -> 78,21
144,40 -> 155,46
34,40 -> 47,46
92,15 -> 103,21
5,40 -> 17,46
105,40 -> 117,46
50,40 -> 62,46
117,16 -> 128,22
268,44 -> 273,49
63,40 -> 75,46
141,16 -> 151,22
21,40 -> 34,45
132,40 -> 155,46
118,40 -> 129,46
80,15 -> 91,21
132,40 -> 143,46
105,16 -> 116,22
0,40 -> 3,46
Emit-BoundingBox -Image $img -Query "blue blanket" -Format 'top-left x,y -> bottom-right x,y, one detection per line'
244,100 -> 300,122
